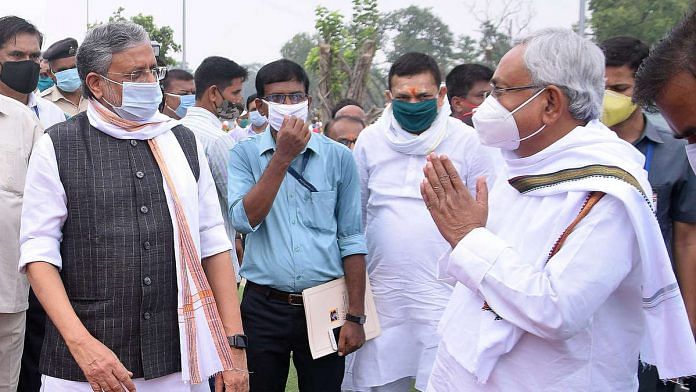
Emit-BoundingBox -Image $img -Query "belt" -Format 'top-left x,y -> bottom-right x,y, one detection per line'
246,281 -> 304,306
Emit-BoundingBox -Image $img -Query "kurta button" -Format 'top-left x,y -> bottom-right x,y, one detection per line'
140,206 -> 149,214
136,171 -> 145,179
143,312 -> 151,320
130,140 -> 138,146
294,246 -> 301,252
143,241 -> 151,250
143,277 -> 152,285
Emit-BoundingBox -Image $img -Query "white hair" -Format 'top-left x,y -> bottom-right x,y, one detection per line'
518,28 -> 605,122
76,21 -> 150,99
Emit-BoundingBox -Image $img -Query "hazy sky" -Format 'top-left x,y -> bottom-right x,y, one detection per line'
1,0 -> 583,69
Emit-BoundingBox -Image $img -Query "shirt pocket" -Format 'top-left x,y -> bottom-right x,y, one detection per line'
0,145 -> 27,195
301,190 -> 337,232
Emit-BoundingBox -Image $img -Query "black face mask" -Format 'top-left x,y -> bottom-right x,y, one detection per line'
0,60 -> 40,94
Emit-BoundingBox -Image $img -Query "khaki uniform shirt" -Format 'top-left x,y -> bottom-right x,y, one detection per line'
0,94 -> 44,313
39,85 -> 87,117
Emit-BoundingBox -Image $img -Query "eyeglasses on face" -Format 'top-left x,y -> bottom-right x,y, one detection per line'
107,66 -> 167,83
263,93 -> 309,104
336,138 -> 357,147
484,84 -> 546,99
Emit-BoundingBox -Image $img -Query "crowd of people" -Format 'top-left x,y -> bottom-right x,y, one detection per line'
0,8 -> 695,392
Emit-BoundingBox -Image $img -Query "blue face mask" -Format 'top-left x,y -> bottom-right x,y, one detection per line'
248,110 -> 268,127
54,67 -> 82,93
174,94 -> 195,118
101,75 -> 163,122
37,75 -> 54,92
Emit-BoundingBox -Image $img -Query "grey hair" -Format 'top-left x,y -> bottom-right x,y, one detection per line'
518,28 -> 605,122
76,21 -> 150,99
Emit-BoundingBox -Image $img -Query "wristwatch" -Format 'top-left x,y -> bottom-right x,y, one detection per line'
227,334 -> 248,349
345,313 -> 367,325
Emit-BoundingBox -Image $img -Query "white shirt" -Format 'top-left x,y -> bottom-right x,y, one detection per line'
229,125 -> 259,143
686,143 -> 696,174
0,95 -> 43,313
181,107 -> 240,277
28,92 -> 66,129
343,115 -> 495,391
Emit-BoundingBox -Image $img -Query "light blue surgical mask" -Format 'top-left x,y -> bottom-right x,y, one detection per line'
248,110 -> 267,127
101,75 -> 163,122
54,67 -> 82,93
173,93 -> 195,118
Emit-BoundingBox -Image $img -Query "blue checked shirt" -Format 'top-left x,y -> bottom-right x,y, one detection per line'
228,130 -> 367,292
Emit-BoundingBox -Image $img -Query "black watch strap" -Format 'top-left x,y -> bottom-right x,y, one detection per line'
345,313 -> 366,325
227,334 -> 248,349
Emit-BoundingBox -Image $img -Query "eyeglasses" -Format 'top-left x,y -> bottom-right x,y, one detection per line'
263,93 -> 309,104
336,138 -> 357,148
484,84 -> 546,99
107,66 -> 167,82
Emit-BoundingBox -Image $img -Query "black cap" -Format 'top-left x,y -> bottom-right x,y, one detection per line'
43,38 -> 78,61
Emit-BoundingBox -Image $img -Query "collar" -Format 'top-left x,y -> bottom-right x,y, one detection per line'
43,86 -> 80,107
185,106 -> 222,129
257,126 -> 321,156
27,92 -> 38,109
635,115 -> 665,145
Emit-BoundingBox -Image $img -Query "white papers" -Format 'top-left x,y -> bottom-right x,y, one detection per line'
302,277 -> 381,359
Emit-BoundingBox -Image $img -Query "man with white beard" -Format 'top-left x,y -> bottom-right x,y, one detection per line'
421,29 -> 696,391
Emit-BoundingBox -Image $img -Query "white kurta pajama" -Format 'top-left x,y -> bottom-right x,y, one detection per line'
19,101 -> 233,391
343,103 -> 495,391
427,121 -> 696,391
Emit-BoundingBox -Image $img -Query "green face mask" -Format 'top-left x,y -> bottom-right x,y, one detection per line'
391,98 -> 439,134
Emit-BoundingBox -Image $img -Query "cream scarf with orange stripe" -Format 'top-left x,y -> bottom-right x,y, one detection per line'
88,100 -> 235,384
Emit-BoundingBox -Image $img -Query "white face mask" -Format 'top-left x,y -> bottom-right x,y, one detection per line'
686,143 -> 696,174
264,100 -> 308,131
101,76 -> 163,122
472,88 -> 547,150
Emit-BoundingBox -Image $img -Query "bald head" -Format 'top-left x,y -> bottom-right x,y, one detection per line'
335,104 -> 367,123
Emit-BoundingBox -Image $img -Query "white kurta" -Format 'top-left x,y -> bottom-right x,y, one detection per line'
427,122 -> 696,391
343,110 -> 494,391
20,103 -> 232,390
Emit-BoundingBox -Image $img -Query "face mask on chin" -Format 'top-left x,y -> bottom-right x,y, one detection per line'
264,100 -> 309,131
472,88 -> 547,150
100,75 -> 163,122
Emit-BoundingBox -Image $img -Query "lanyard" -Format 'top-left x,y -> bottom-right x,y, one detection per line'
644,142 -> 655,173
286,151 -> 318,193
31,105 -> 40,119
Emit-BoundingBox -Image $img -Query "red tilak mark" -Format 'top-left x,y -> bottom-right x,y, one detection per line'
408,87 -> 417,96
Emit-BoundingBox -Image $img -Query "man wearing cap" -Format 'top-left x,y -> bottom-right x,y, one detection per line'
40,38 -> 86,117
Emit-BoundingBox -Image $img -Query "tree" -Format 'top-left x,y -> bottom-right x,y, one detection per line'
383,6 -> 456,72
280,33 -> 316,67
476,21 -> 512,68
303,0 -> 382,121
589,0 -> 691,45
92,7 -> 182,67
